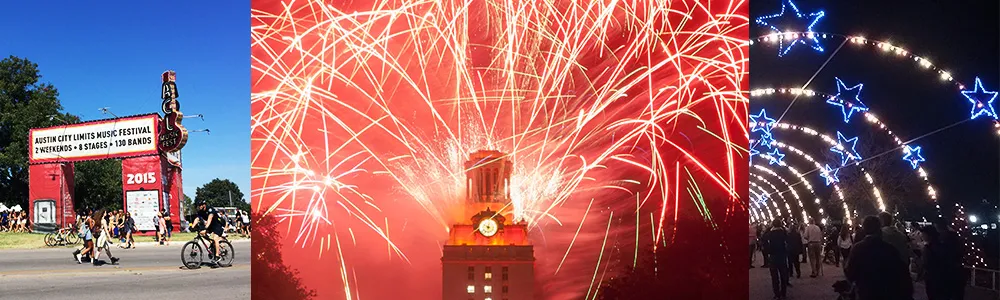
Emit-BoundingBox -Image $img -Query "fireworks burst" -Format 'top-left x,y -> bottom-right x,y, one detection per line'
251,0 -> 747,298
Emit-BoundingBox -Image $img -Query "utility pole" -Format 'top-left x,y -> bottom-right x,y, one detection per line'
228,190 -> 233,207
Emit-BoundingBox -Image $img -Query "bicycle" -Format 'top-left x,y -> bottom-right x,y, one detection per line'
181,226 -> 234,269
45,226 -> 80,247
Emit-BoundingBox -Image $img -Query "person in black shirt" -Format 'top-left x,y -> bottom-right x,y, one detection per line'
191,200 -> 225,262
845,215 -> 913,300
762,219 -> 790,300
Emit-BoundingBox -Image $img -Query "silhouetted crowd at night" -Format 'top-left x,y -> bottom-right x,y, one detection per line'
751,213 -> 969,300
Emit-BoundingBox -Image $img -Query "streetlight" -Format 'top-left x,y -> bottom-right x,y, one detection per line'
99,107 -> 119,118
969,215 -> 978,223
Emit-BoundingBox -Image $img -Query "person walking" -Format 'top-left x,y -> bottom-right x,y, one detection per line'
909,221 -> 925,281
121,212 -> 136,249
837,227 -> 853,269
879,212 -> 912,269
761,223 -> 772,268
931,219 -> 968,299
750,222 -> 758,268
92,210 -> 119,265
163,209 -> 173,244
762,219 -> 790,300
786,224 -> 803,278
157,211 -> 167,245
803,219 -> 823,277
845,215 -> 913,300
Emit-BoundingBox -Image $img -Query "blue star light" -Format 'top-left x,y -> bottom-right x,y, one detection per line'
829,131 -> 862,166
750,109 -> 777,136
827,78 -> 869,123
766,148 -> 785,165
820,164 -> 839,186
757,134 -> 776,149
755,0 -> 825,57
902,145 -> 925,169
961,77 -> 998,120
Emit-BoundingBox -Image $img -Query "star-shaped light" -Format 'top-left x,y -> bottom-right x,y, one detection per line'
902,145 -> 925,169
829,131 -> 861,166
820,164 -> 839,186
750,147 -> 761,158
750,109 -> 777,136
961,77 -> 998,120
755,193 -> 769,205
766,148 -> 785,165
827,78 -> 869,123
757,134 -> 776,149
755,0 -> 825,57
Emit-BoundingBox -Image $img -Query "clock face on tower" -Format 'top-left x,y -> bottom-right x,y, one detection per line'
478,218 -> 498,237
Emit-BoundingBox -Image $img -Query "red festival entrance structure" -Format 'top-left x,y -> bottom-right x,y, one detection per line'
26,71 -> 189,234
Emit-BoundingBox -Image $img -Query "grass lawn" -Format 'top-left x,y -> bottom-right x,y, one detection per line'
0,231 -> 248,250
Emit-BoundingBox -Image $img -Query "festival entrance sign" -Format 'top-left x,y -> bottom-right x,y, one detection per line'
26,71 -> 188,233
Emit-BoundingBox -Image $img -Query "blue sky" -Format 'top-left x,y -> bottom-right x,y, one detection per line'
0,1 -> 249,201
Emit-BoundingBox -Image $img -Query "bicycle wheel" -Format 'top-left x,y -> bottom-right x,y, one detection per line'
66,232 -> 80,245
181,241 -> 203,269
216,241 -> 235,267
44,233 -> 56,247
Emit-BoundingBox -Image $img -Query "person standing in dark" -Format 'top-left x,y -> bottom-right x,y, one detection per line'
845,216 -> 913,300
763,219 -> 790,300
931,219 -> 968,299
786,224 -> 803,278
750,222 -> 759,268
761,223 -> 772,268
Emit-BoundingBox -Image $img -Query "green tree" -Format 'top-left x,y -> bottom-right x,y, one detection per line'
0,56 -> 70,208
74,160 -> 123,211
183,193 -> 193,216
194,178 -> 249,211
252,211 -> 316,299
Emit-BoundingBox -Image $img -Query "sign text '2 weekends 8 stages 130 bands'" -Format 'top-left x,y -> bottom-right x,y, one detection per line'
29,115 -> 159,163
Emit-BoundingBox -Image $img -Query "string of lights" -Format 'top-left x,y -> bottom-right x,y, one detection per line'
751,181 -> 790,220
751,176 -> 795,221
752,140 -> 847,225
751,88 -> 940,201
752,173 -> 806,223
754,164 -> 821,222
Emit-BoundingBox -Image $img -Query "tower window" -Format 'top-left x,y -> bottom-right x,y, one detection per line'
484,272 -> 492,280
467,285 -> 475,294
502,266 -> 508,273
468,266 -> 475,272
502,273 -> 508,281
484,285 -> 493,293
502,286 -> 509,293
485,266 -> 492,273
485,298 -> 492,300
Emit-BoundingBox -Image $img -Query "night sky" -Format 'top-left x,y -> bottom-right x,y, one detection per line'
750,0 -> 999,221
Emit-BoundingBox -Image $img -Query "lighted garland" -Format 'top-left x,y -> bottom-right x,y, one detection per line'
753,164 -> 822,221
766,123 -> 888,212
750,177 -> 794,220
751,172 -> 807,223
952,203 -> 989,269
749,189 -> 774,222
751,88 -> 940,200
750,31 -> 1000,131
754,140 -> 851,225
751,153 -> 829,222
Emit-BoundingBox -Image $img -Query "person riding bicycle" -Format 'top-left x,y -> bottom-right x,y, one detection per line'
190,200 -> 225,263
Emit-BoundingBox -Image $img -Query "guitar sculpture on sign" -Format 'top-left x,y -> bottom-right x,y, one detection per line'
159,70 -> 188,153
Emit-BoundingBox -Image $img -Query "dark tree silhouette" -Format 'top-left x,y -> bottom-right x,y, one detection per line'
251,212 -> 316,300
599,207 -> 747,299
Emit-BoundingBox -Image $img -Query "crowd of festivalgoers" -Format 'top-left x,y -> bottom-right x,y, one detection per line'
0,209 -> 30,233
751,212 -> 968,300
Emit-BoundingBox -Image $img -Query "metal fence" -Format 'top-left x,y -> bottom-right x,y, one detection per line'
967,267 -> 1000,291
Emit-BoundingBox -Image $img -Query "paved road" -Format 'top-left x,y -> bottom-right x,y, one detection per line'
749,251 -> 997,300
0,240 -> 250,300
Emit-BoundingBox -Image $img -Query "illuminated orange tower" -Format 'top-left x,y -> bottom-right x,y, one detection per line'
442,150 -> 534,300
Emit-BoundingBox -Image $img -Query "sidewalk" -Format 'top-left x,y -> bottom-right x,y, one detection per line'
749,251 -> 998,300
117,238 -> 250,248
